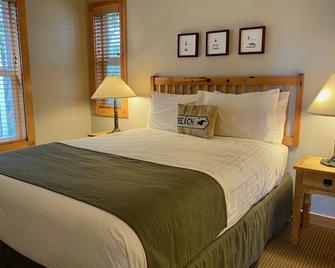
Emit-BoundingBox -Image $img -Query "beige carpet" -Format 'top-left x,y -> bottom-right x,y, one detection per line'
257,224 -> 335,268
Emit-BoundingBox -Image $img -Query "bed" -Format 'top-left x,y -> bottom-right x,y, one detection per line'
0,74 -> 304,268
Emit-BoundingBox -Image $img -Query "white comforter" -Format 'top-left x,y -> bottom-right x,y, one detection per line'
0,128 -> 288,268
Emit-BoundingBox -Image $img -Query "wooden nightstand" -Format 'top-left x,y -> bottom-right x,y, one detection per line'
291,155 -> 335,245
87,130 -> 112,137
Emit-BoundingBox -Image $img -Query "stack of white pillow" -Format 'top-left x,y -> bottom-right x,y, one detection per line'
148,89 -> 290,144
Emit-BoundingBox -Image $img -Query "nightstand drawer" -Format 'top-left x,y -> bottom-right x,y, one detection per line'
303,171 -> 335,193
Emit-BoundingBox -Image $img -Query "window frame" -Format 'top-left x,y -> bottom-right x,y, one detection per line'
0,0 -> 35,152
88,0 -> 128,118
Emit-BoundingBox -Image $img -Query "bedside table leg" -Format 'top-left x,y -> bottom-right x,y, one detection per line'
291,170 -> 303,245
302,193 -> 311,228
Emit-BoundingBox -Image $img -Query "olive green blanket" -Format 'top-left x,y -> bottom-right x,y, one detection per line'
0,172 -> 292,268
0,143 -> 227,268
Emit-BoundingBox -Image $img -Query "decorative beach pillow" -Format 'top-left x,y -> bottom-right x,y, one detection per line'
177,104 -> 218,139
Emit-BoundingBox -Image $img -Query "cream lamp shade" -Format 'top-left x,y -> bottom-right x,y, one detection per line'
308,74 -> 335,116
91,76 -> 136,99
308,73 -> 335,168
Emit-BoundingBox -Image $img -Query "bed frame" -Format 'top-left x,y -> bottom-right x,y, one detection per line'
151,74 -> 304,147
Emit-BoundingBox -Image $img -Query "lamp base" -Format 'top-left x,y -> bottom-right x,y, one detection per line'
106,98 -> 121,135
321,157 -> 335,168
107,128 -> 121,134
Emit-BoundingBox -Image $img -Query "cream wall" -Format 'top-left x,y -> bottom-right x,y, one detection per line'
91,0 -> 335,217
26,0 -> 91,144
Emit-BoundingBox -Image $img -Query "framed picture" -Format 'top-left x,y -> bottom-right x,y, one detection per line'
178,33 -> 199,57
239,26 -> 266,55
206,30 -> 229,56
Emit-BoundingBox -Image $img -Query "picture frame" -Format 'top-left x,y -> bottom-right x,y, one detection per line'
178,33 -> 199,57
239,26 -> 266,55
206,30 -> 229,56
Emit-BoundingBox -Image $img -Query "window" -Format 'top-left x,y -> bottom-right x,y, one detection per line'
89,0 -> 128,118
0,0 -> 34,151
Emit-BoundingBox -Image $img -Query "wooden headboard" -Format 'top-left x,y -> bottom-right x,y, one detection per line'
151,74 -> 304,147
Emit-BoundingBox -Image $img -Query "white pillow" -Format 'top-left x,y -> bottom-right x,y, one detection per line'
148,91 -> 198,132
276,91 -> 290,143
196,90 -> 215,104
197,89 -> 290,143
203,89 -> 280,143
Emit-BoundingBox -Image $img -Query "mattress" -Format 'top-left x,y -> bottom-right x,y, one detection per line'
0,128 -> 288,268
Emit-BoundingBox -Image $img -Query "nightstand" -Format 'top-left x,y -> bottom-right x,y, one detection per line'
291,155 -> 335,245
87,130 -> 112,137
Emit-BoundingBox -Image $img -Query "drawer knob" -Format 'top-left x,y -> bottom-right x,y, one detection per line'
323,179 -> 333,187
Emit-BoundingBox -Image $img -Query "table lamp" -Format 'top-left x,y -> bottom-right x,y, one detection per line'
308,73 -> 335,167
91,76 -> 136,133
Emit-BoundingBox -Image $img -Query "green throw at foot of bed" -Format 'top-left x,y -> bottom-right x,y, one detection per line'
0,173 -> 292,268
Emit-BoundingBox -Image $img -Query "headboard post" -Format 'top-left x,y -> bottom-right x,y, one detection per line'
150,74 -> 304,148
150,75 -> 156,92
292,73 -> 304,147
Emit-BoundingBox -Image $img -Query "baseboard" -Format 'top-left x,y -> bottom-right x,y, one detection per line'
309,212 -> 335,229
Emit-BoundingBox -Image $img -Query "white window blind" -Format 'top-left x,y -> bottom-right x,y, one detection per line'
93,10 -> 121,84
93,9 -> 121,106
0,0 -> 26,144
